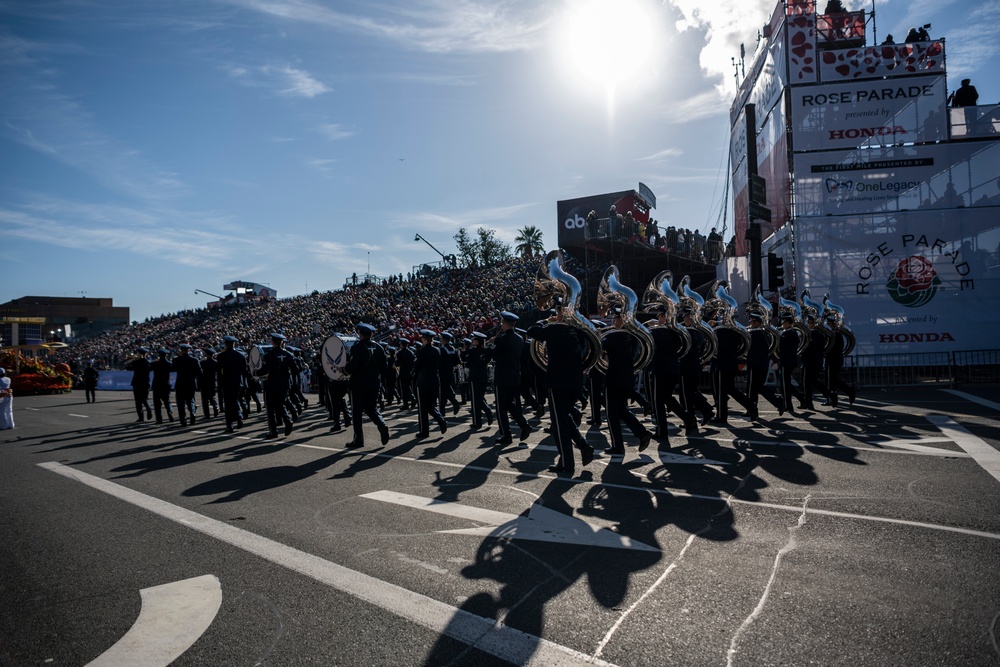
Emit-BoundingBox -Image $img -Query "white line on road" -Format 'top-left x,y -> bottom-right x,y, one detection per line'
291,444 -> 1000,541
361,490 -> 659,551
942,390 -> 1000,414
39,462 -> 618,667
69,414 -> 90,418
927,415 -> 1000,484
87,575 -> 221,667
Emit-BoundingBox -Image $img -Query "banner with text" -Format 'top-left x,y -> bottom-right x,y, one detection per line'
819,41 -> 945,82
797,207 -> 999,354
792,140 -> 1000,217
790,75 -> 947,152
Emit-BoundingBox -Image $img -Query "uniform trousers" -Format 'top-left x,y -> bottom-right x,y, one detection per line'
417,387 -> 446,436
350,386 -> 387,445
469,379 -> 493,428
494,384 -> 528,438
266,388 -> 292,435
650,372 -> 690,435
176,390 -> 197,425
606,387 -> 648,452
219,384 -> 243,428
712,370 -> 754,421
548,387 -> 585,470
132,386 -> 152,420
746,366 -> 783,413
152,388 -> 173,422
200,384 -> 219,420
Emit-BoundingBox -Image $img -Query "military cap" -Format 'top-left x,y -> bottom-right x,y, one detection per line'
592,320 -> 607,329
137,346 -> 150,353
178,343 -> 193,349
805,313 -> 818,322
500,311 -> 519,322
157,347 -> 170,355
269,332 -> 286,340
387,345 -> 397,352
611,306 -> 623,316
461,337 -> 472,345
356,323 -> 375,335
825,313 -> 837,321
779,312 -> 794,320
0,368 -> 5,376
205,347 -> 217,355
398,338 -> 410,345
552,296 -> 564,305
748,312 -> 763,321
472,331 -> 487,340
679,305 -> 694,315
441,331 -> 454,341
515,327 -> 527,335
222,335 -> 238,342
419,329 -> 436,339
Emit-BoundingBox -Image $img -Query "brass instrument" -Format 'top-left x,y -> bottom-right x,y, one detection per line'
679,275 -> 718,365
713,280 -> 751,359
822,293 -> 857,356
745,285 -> 779,357
801,290 -> 835,354
641,270 -> 692,360
778,295 -> 810,355
595,265 -> 655,373
530,249 -> 603,371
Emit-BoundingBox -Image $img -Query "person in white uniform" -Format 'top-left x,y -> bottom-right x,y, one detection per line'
0,368 -> 13,430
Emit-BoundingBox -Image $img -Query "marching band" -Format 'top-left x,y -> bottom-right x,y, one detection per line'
120,251 -> 858,475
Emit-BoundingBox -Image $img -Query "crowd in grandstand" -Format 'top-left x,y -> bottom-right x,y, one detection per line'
52,255 -> 540,371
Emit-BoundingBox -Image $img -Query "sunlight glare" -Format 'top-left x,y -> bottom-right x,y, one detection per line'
557,0 -> 658,99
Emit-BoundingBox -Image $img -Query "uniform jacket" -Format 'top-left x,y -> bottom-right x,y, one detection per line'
413,344 -> 441,389
216,349 -> 248,388
526,322 -> 586,392
487,329 -> 522,387
602,329 -> 637,390
345,339 -> 387,390
172,355 -> 203,394
127,357 -> 152,389
151,358 -> 173,391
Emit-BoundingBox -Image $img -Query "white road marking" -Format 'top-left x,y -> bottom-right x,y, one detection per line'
361,490 -> 659,552
39,462 -> 618,667
927,415 -> 1000,484
942,389 -> 1000,414
69,414 -> 90,418
86,575 -> 221,667
715,436 -> 969,458
290,444 -> 1000,541
26,407 -> 39,411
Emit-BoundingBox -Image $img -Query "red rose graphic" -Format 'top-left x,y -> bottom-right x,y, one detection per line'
895,256 -> 937,294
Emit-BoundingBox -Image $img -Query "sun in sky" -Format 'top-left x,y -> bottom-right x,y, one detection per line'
555,0 -> 660,116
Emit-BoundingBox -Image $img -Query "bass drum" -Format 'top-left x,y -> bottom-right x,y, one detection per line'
248,344 -> 272,377
321,335 -> 359,380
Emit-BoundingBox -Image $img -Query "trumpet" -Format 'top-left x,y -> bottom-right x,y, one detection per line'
679,275 -> 719,365
596,265 -> 654,374
642,270 -> 692,360
529,249 -> 603,372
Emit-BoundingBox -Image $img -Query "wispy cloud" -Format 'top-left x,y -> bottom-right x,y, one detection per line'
394,202 -> 539,233
936,1 -> 1000,79
308,158 -> 337,174
220,0 -> 549,53
317,123 -> 354,140
637,147 -> 684,161
659,87 -> 730,124
223,62 -> 330,97
0,36 -> 187,200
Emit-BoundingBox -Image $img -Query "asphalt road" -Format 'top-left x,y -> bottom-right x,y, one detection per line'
1,386 -> 998,667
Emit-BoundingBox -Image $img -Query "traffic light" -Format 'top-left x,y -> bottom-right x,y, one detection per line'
767,252 -> 785,290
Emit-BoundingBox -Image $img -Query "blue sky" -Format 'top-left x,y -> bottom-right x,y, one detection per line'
2,0 -> 997,323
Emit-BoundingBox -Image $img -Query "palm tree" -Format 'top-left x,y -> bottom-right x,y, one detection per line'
514,225 -> 544,258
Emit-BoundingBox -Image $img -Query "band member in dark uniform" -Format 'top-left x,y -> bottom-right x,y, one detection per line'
486,312 -> 531,445
342,323 -> 391,448
586,361 -> 606,427
216,335 -> 248,433
463,332 -> 494,429
778,314 -> 807,414
711,320 -> 755,425
602,308 -> 653,455
395,338 -> 416,410
526,314 -> 594,474
679,307 -> 715,424
413,329 -> 448,438
82,362 -> 99,403
151,347 -> 174,423
173,343 -> 202,427
127,346 -> 153,422
801,314 -> 831,410
649,307 -> 697,439
199,347 -> 220,421
746,313 -> 784,418
438,332 -> 462,417
262,333 -> 295,438
825,313 -> 857,407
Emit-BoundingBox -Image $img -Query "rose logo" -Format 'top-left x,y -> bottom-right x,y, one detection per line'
886,255 -> 941,307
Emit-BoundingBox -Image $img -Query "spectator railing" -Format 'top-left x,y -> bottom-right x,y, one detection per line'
848,349 -> 1000,388
949,105 -> 1000,140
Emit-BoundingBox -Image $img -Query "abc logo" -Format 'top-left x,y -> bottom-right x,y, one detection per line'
563,214 -> 586,230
